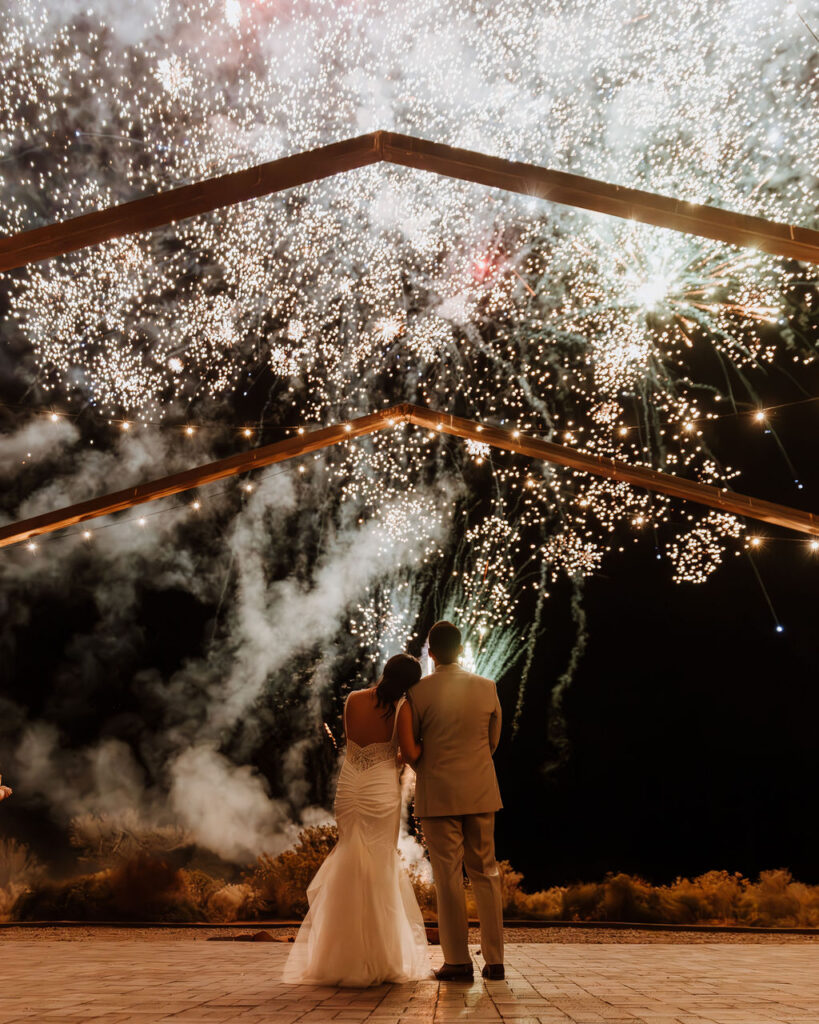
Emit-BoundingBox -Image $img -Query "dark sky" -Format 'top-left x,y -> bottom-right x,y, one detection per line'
494,386 -> 819,891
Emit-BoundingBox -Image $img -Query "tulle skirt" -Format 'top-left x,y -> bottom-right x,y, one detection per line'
283,757 -> 430,987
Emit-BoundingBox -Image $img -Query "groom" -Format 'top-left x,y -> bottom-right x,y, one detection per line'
409,620 -> 504,981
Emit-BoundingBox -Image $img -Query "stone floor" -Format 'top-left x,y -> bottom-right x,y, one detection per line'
3,941 -> 819,1024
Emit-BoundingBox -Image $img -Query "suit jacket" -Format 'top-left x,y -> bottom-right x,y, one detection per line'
409,662 -> 502,817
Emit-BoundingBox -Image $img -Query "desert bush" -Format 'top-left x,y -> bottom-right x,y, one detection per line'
562,873 -> 706,924
245,824 -> 338,917
12,854 -> 201,922
673,870 -> 746,923
554,870 -> 819,927
0,839 -> 45,921
182,868 -> 225,912
69,813 -> 191,867
408,866 -> 437,919
740,870 -> 819,928
207,882 -> 261,921
511,885 -> 564,919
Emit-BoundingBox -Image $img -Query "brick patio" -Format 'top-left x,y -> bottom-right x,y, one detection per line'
3,941 -> 819,1024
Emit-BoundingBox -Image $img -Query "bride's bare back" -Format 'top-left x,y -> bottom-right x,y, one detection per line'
344,687 -> 396,746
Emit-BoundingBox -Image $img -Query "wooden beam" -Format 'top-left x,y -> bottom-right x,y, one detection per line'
0,406 -> 405,548
405,405 -> 819,538
0,134 -> 381,273
2,403 -> 818,549
381,133 -> 819,265
2,132 -> 819,273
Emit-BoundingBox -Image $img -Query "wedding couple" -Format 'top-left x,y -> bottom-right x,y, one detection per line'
284,620 -> 504,987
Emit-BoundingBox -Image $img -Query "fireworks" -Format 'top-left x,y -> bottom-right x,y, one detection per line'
1,0 -> 817,672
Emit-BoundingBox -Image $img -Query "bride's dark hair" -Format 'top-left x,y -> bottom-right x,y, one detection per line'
375,653 -> 422,716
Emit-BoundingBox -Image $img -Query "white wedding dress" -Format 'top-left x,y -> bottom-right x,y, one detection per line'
284,697 -> 430,987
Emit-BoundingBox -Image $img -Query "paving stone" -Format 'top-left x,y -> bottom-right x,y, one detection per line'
3,942 -> 819,1024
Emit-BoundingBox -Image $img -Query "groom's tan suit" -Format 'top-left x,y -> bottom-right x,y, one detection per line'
409,662 -> 504,966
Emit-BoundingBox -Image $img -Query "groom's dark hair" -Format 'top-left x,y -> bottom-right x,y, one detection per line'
428,620 -> 461,664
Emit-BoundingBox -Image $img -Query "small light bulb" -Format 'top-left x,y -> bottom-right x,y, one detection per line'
82,530 -> 92,539
26,541 -> 37,552
298,427 -> 305,435
344,424 -> 352,433
619,426 -> 628,436
121,421 -> 130,431
50,412 -> 58,422
192,500 -> 201,510
244,483 -> 253,492
513,430 -> 520,438
775,624 -> 784,633
185,425 -> 195,436
138,517 -> 146,526
750,536 -> 762,547
810,540 -> 819,552
243,428 -> 252,438
298,465 -> 305,473
754,410 -> 766,422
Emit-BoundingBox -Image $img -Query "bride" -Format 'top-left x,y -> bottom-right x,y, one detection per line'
284,653 -> 431,986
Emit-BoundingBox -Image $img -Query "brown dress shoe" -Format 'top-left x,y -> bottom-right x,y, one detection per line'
434,962 -> 474,981
481,963 -> 505,980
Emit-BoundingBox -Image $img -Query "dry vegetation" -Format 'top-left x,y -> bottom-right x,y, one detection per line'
4,823 -> 819,927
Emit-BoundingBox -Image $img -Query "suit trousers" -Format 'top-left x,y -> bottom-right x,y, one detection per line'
421,812 -> 504,966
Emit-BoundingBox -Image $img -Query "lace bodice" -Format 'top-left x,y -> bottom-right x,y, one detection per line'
345,738 -> 398,772
342,694 -> 404,771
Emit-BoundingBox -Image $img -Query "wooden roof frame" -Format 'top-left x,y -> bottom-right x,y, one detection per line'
2,131 -> 819,271
1,131 -> 818,548
2,403 -> 818,548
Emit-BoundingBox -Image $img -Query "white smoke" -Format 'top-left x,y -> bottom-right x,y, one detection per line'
0,417 -> 79,480
168,744 -> 291,863
0,415 -> 454,864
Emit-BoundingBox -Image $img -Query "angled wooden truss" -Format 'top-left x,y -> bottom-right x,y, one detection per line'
2,131 -> 819,271
1,404 -> 817,549
2,132 -> 818,549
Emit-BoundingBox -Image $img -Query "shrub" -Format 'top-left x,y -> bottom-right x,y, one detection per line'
0,840 -> 45,921
741,869 -> 819,928
245,824 -> 338,917
673,870 -> 746,923
12,855 -> 201,922
408,866 -> 437,920
207,882 -> 261,921
69,813 -> 191,867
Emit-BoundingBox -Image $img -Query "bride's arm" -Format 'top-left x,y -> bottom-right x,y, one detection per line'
397,700 -> 422,767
